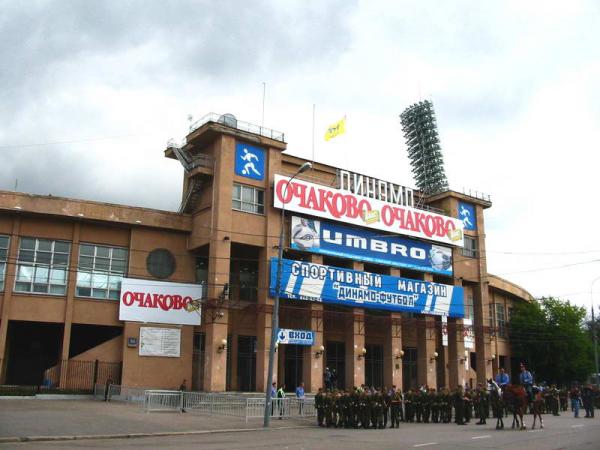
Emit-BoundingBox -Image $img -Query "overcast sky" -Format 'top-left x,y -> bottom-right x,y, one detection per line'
2,0 -> 600,311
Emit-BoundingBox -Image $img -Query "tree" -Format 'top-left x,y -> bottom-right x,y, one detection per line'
509,297 -> 593,386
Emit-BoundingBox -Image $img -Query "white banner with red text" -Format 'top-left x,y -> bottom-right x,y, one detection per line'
119,278 -> 202,325
273,175 -> 464,247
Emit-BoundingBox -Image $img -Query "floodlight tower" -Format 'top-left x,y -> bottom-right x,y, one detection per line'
400,100 -> 449,196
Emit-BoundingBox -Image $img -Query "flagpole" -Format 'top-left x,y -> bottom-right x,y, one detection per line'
261,82 -> 266,128
312,104 -> 316,165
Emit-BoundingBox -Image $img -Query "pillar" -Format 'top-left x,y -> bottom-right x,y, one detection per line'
384,312 -> 403,390
417,273 -> 438,388
59,223 -> 80,389
256,248 -> 277,392
474,281 -> 492,383
303,303 -> 324,393
0,217 -> 20,384
345,308 -> 365,388
448,279 -> 466,389
203,233 -> 231,391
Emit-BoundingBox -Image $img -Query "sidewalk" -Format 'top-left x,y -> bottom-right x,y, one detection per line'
0,398 -> 313,443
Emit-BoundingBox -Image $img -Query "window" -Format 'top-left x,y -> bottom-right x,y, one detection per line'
489,303 -> 495,336
15,238 -> 70,295
461,236 -> 477,258
76,244 -> 128,300
464,292 -> 474,319
232,183 -> 264,214
496,303 -> 506,338
0,235 -> 9,291
146,248 -> 175,279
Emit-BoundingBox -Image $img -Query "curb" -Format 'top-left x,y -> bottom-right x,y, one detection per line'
0,425 -> 314,444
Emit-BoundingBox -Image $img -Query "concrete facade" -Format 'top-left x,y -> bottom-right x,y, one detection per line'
0,116 -> 533,392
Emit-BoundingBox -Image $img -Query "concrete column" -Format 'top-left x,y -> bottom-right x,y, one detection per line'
474,281 -> 492,383
59,222 -> 80,389
448,279 -> 466,389
384,312 -> 403,390
346,308 -> 366,388
0,217 -> 20,384
416,314 -> 437,388
417,273 -> 438,388
256,305 -> 275,392
256,246 -> 277,393
203,237 -> 231,392
203,310 -> 229,391
303,303 -> 324,393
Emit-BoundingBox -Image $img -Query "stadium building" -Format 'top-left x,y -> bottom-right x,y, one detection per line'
0,113 -> 533,392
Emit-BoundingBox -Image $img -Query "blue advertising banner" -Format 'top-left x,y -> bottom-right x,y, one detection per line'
235,142 -> 265,180
276,328 -> 315,346
458,202 -> 476,231
270,258 -> 464,318
290,216 -> 452,276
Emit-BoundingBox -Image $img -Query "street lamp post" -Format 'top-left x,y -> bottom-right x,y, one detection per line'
263,161 -> 312,427
591,277 -> 600,386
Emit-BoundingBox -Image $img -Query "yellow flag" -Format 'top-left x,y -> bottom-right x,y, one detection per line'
324,117 -> 346,141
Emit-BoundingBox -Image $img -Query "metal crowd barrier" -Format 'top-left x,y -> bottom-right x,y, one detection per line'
144,390 -> 184,413
94,384 -> 316,422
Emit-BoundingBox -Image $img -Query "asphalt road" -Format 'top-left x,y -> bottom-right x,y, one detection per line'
4,414 -> 598,450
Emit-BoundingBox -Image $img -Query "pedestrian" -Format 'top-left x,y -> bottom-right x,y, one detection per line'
270,382 -> 277,417
570,385 -> 582,418
582,384 -> 594,418
296,382 -> 305,415
104,377 -> 113,402
179,379 -> 187,413
277,384 -> 286,419
331,369 -> 338,389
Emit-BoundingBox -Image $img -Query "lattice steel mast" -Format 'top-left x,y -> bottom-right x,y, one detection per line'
400,100 -> 449,196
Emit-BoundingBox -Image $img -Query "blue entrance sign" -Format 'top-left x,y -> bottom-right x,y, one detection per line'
277,328 -> 315,346
290,216 -> 452,276
270,258 -> 464,318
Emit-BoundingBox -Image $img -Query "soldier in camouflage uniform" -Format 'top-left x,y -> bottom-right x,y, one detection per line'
442,388 -> 452,423
415,389 -> 423,423
405,389 -> 415,422
476,383 -> 489,425
431,389 -> 440,423
390,386 -> 402,428
315,388 -> 325,427
382,387 -> 391,428
324,391 -> 334,427
422,388 -> 431,423
359,390 -> 370,429
453,386 -> 466,425
464,388 -> 473,423
550,384 -> 560,416
372,389 -> 385,429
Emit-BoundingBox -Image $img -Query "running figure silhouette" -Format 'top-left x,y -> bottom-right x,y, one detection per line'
241,148 -> 261,176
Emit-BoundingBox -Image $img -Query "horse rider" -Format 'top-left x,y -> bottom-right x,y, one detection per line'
519,362 -> 534,403
495,367 -> 510,389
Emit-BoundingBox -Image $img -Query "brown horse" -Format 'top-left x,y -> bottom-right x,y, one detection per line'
502,384 -> 528,430
531,388 -> 544,429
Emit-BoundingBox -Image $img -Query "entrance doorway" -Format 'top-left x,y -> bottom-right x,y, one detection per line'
365,344 -> 384,388
237,335 -> 256,391
6,321 -> 63,385
284,344 -> 303,391
192,333 -> 205,391
325,341 -> 345,390
402,347 -> 418,390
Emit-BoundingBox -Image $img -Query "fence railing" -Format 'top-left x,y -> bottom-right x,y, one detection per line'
136,389 -> 315,422
44,360 -> 121,391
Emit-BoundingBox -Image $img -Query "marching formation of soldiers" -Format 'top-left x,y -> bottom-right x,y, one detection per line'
314,384 -> 493,429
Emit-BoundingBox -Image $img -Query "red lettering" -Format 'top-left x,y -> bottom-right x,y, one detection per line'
143,293 -> 153,308
172,295 -> 183,310
381,205 -> 394,226
122,291 -> 134,306
434,216 -> 445,236
306,188 -> 319,210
